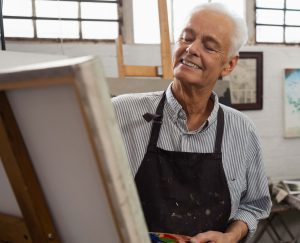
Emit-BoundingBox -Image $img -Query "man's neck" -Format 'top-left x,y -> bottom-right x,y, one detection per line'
171,80 -> 214,131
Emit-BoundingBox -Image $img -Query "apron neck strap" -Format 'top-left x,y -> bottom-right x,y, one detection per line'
214,107 -> 224,153
147,92 -> 166,150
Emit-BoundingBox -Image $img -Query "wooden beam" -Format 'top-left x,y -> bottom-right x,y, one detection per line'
0,92 -> 60,243
0,74 -> 73,91
0,213 -> 32,243
157,0 -> 173,80
124,65 -> 158,77
116,35 -> 125,78
116,1 -> 173,79
116,36 -> 158,77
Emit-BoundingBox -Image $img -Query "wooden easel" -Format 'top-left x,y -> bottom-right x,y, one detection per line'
116,0 -> 173,80
0,56 -> 151,243
0,92 -> 60,243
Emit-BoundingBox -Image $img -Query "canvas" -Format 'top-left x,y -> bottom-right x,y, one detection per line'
0,56 -> 150,243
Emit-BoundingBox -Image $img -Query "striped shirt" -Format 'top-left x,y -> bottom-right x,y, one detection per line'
112,83 -> 271,241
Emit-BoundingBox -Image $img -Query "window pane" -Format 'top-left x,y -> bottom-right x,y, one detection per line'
3,0 -> 32,16
212,0 -> 245,17
36,20 -> 79,38
4,19 -> 34,37
256,0 -> 284,9
133,0 -> 245,44
256,9 -> 284,25
133,0 -> 160,43
286,0 -> 300,10
81,2 -> 118,20
286,27 -> 300,42
82,21 -> 118,39
172,0 -> 207,41
35,0 -> 78,18
256,26 -> 283,42
286,11 -> 300,26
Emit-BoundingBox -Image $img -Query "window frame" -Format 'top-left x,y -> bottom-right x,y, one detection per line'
255,0 -> 300,45
3,0 -> 300,46
2,0 -> 122,42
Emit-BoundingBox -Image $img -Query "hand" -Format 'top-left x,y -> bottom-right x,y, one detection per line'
189,231 -> 237,243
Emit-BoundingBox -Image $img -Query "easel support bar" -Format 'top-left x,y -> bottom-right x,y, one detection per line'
0,92 -> 60,243
116,0 -> 173,80
158,0 -> 172,80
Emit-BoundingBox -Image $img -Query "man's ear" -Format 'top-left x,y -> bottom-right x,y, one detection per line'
221,55 -> 239,77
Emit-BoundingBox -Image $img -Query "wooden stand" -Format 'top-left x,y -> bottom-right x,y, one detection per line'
0,92 -> 60,243
0,56 -> 150,243
116,0 -> 173,80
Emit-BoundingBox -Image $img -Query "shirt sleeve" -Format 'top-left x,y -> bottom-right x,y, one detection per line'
231,125 -> 272,242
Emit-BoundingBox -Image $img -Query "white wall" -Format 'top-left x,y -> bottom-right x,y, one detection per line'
242,46 -> 300,183
4,41 -> 300,183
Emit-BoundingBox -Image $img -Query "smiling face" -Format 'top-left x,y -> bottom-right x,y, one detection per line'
173,10 -> 238,90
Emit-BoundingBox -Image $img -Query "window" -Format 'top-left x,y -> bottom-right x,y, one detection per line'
256,0 -> 300,43
133,0 -> 245,44
2,0 -> 120,40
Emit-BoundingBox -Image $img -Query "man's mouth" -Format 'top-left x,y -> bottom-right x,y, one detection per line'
181,59 -> 201,70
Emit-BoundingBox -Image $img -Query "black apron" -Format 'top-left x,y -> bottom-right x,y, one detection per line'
135,92 -> 231,236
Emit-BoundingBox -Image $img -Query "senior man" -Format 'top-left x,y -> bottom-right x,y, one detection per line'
113,3 -> 271,243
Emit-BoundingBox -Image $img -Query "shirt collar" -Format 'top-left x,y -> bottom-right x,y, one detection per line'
165,82 -> 220,132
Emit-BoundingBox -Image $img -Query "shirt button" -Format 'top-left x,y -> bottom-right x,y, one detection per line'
178,111 -> 186,119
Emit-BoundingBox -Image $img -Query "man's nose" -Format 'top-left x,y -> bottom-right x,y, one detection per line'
185,41 -> 200,56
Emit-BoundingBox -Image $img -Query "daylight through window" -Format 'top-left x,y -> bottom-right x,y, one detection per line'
133,0 -> 245,44
2,0 -> 120,40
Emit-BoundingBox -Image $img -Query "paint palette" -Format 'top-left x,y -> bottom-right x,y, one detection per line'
149,232 -> 191,243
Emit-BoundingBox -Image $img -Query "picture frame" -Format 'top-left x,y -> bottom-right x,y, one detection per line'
216,52 -> 263,110
284,68 -> 300,138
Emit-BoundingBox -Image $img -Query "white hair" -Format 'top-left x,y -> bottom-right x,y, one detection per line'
189,2 -> 248,57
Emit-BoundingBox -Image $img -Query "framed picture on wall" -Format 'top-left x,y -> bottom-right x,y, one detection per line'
215,52 -> 263,110
284,68 -> 300,138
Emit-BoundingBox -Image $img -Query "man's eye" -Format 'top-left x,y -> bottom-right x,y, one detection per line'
204,45 -> 217,53
180,37 -> 192,43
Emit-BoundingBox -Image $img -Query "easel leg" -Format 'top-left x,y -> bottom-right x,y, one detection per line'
0,92 -> 60,243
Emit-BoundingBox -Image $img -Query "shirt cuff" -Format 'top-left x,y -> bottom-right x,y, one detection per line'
231,209 -> 258,242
